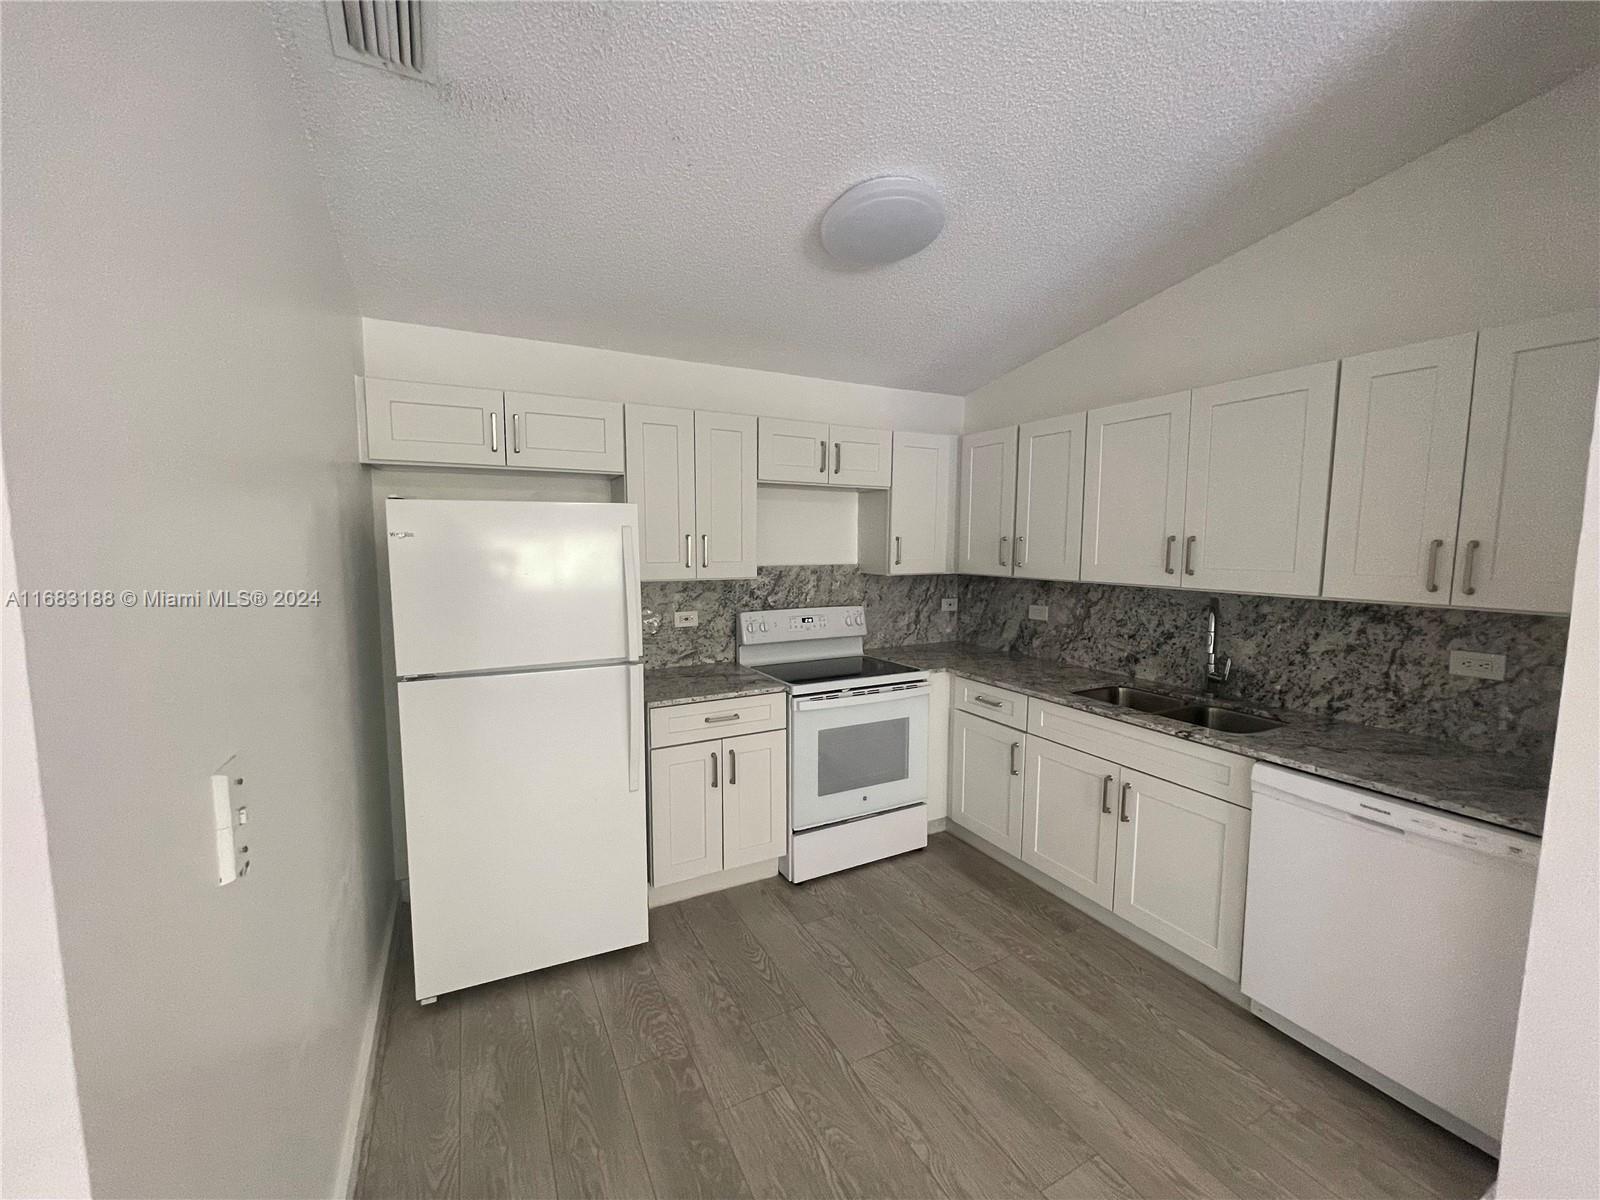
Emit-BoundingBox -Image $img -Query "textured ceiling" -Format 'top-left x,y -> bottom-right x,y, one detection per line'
273,2 -> 1599,395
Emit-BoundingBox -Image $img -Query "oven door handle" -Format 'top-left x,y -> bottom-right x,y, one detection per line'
793,684 -> 929,711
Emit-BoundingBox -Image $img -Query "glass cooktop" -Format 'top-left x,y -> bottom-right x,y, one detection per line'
755,655 -> 919,687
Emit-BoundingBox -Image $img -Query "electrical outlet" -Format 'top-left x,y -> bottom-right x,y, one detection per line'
210,756 -> 249,885
1028,603 -> 1049,622
1450,650 -> 1506,681
673,610 -> 699,628
941,597 -> 958,613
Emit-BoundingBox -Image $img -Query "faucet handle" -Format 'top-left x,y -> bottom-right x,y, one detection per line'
1220,656 -> 1233,682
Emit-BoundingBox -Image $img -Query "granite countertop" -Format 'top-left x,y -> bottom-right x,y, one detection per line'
877,642 -> 1549,837
643,663 -> 785,709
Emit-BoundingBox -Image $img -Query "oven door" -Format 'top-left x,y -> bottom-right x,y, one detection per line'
790,684 -> 929,831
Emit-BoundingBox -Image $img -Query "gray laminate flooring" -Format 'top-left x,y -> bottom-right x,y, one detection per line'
355,833 -> 1496,1200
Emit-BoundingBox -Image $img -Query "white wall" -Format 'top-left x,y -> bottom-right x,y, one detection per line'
966,68 -> 1600,428
1,5 -> 394,1197
1497,387 -> 1600,1199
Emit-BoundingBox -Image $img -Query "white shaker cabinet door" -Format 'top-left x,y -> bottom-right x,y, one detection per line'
1014,414 -> 1087,582
957,427 -> 1019,577
505,392 -> 624,473
1112,768 -> 1250,981
1455,309 -> 1600,614
829,424 -> 893,489
1021,737 -> 1118,909
949,710 -> 1024,857
758,418 -> 831,484
1183,363 -> 1337,597
695,411 -> 759,579
649,742 -> 724,887
363,378 -> 506,466
1082,393 -> 1189,587
884,431 -> 957,574
721,729 -> 787,869
625,405 -> 696,581
1323,335 -> 1475,606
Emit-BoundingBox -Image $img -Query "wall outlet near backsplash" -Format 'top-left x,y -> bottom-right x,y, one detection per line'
1450,649 -> 1506,681
1028,604 -> 1049,621
673,610 -> 699,628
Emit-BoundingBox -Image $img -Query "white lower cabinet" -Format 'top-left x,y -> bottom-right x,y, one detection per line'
949,709 -> 1024,856
1111,768 -> 1251,979
648,715 -> 787,888
1021,737 -> 1118,909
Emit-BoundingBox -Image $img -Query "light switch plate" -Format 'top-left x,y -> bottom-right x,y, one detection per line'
1028,604 -> 1049,621
210,755 -> 249,885
673,611 -> 699,628
1450,650 -> 1506,681
941,597 -> 958,613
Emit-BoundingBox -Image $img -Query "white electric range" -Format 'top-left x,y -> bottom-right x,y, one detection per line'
737,606 -> 930,882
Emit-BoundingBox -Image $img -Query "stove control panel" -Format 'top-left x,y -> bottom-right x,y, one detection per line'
737,605 -> 866,644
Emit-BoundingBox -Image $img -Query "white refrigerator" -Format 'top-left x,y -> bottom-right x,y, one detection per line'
386,498 -> 647,1001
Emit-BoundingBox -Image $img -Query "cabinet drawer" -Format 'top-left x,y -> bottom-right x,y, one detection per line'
649,693 -> 786,748
952,677 -> 1028,730
1028,698 -> 1252,807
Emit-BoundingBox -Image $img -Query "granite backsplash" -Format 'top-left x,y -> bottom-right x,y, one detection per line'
958,577 -> 1568,761
641,566 -> 960,667
641,565 -> 1567,761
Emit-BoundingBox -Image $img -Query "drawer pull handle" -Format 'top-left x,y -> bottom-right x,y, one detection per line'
1100,774 -> 1114,815
1119,781 -> 1131,823
973,695 -> 1004,708
704,712 -> 741,724
1009,741 -> 1021,776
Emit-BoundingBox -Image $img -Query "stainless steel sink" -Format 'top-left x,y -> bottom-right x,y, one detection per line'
1161,705 -> 1283,734
1073,685 -> 1187,714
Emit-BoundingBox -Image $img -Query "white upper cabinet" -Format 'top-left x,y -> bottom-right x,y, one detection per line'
505,391 -> 624,473
1323,335 -> 1476,606
694,411 -> 759,580
957,427 -> 1019,577
625,405 -> 757,582
1454,309 -> 1600,614
757,419 -> 891,488
1182,363 -> 1336,597
625,405 -> 696,581
363,378 -> 507,467
758,418 -> 831,484
860,432 -> 957,575
1082,393 -> 1190,587
1013,414 -> 1087,582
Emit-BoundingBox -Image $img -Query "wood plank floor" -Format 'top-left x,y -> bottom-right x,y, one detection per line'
355,834 -> 1496,1200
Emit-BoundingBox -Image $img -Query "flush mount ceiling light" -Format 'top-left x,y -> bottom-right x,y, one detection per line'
819,176 -> 945,267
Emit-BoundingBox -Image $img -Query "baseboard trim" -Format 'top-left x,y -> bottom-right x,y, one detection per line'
927,816 -> 948,834
648,859 -> 779,907
942,824 -> 1246,1005
335,890 -> 400,1199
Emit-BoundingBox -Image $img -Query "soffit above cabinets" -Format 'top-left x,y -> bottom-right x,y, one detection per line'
272,3 -> 1598,395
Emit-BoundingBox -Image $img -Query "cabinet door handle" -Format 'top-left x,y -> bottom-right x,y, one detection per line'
489,411 -> 499,453
704,712 -> 740,724
1461,539 -> 1479,596
684,533 -> 692,570
1183,535 -> 1196,577
512,412 -> 521,454
728,749 -> 737,786
1009,742 -> 1021,777
710,750 -> 719,789
973,695 -> 1004,708
1164,534 -> 1176,575
1119,781 -> 1131,823
999,535 -> 1009,567
1015,535 -> 1026,566
834,442 -> 842,475
1425,538 -> 1444,593
819,439 -> 828,473
894,535 -> 903,566
1100,774 -> 1114,815
701,533 -> 709,569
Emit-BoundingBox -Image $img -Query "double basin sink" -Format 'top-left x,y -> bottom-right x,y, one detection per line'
1072,685 -> 1283,734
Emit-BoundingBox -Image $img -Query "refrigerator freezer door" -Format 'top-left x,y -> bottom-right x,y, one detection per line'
399,663 -> 647,999
387,499 -> 642,677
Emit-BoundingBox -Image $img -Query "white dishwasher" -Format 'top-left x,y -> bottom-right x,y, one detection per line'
1241,764 -> 1539,1154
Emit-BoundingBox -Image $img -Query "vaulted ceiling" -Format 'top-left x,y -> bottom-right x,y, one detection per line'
274,2 -> 1598,394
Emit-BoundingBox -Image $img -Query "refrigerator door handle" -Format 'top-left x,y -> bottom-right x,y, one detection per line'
626,664 -> 643,793
621,525 -> 643,662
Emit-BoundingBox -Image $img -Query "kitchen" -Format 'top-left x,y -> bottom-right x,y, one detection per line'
2,5 -> 1597,1200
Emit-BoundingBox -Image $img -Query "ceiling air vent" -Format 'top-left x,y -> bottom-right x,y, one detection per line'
325,1 -> 435,82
